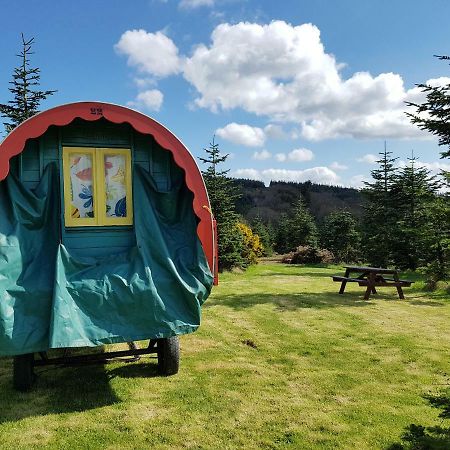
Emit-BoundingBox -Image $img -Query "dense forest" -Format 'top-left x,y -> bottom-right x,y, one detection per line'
233,178 -> 363,223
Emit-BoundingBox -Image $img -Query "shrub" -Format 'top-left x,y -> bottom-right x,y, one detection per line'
237,222 -> 264,266
287,246 -> 334,264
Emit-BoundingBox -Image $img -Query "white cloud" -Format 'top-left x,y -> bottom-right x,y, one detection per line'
179,0 -> 214,8
252,149 -> 272,160
234,166 -> 340,186
133,77 -> 157,89
182,21 -> 436,140
234,168 -> 261,180
418,161 -> 450,172
274,148 -> 314,162
116,21 -> 450,141
287,148 -> 314,161
216,123 -> 266,147
115,29 -> 181,77
128,89 -> 164,111
357,153 -> 378,164
398,159 -> 450,177
264,124 -> 287,139
349,174 -> 367,188
330,161 -> 348,171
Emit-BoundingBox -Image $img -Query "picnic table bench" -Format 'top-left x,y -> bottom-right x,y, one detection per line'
332,266 -> 413,300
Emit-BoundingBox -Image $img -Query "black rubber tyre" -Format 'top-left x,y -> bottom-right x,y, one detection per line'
13,353 -> 35,391
157,336 -> 180,376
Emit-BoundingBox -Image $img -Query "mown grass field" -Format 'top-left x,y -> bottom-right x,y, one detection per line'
0,263 -> 449,449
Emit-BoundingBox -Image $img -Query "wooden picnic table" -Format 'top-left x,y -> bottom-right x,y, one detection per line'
332,265 -> 413,300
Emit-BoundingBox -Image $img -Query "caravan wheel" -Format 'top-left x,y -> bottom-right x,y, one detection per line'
13,353 -> 35,391
157,336 -> 180,376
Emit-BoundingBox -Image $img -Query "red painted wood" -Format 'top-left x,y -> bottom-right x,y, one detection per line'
0,102 -> 217,278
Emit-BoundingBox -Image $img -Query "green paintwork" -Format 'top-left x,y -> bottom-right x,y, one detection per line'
0,162 -> 212,355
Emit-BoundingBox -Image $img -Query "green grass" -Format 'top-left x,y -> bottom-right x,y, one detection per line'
0,263 -> 449,449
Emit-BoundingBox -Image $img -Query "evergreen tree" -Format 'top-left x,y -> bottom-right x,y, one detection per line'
406,54 -> 450,182
320,210 -> 361,263
289,197 -> 319,249
0,34 -> 56,133
423,195 -> 450,283
406,54 -> 450,282
361,143 -> 399,267
274,213 -> 292,254
275,197 -> 318,253
391,155 -> 442,270
250,216 -> 273,256
199,137 -> 243,271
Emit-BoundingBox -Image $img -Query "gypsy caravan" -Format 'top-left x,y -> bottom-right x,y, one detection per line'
0,102 -> 217,390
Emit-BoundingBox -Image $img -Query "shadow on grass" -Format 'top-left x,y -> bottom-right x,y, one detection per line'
0,359 -> 118,424
259,270 -> 336,278
387,389 -> 450,450
0,354 -> 160,424
205,291 -> 376,310
108,361 -> 159,379
406,299 -> 445,307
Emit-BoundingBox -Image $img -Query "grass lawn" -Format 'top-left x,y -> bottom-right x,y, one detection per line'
0,263 -> 449,449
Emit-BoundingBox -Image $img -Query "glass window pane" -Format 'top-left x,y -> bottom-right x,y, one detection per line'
69,153 -> 95,219
104,154 -> 127,218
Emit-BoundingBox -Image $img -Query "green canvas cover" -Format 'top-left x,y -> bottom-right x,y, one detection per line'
0,163 -> 213,356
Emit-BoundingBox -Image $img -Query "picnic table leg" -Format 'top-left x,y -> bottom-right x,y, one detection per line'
393,272 -> 405,299
364,273 -> 376,300
339,269 -> 350,294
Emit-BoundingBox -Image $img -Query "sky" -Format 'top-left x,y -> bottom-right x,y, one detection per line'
1,0 -> 450,188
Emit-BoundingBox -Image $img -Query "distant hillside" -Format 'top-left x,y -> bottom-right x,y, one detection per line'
232,178 -> 364,223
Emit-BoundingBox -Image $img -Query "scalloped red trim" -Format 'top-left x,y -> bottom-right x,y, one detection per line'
0,102 -> 216,277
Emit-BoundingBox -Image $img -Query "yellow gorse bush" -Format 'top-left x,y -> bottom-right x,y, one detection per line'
237,222 -> 264,265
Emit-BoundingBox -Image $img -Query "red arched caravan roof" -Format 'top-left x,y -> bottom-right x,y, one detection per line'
0,101 -> 216,279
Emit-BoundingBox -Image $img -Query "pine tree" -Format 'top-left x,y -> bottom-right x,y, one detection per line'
199,137 -> 243,271
0,34 -> 56,133
320,209 -> 361,263
250,216 -> 273,256
391,155 -> 442,270
274,198 -> 319,253
423,195 -> 450,284
405,54 -> 450,282
406,54 -> 450,183
361,142 -> 399,267
274,213 -> 292,254
288,197 -> 319,249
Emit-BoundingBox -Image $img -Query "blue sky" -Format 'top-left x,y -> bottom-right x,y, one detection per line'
1,0 -> 450,187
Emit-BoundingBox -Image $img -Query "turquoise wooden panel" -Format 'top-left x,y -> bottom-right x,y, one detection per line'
61,118 -> 131,146
9,155 -> 20,178
132,132 -> 151,173
22,140 -> 39,159
68,246 -> 132,258
42,127 -> 59,165
63,230 -> 136,249
22,156 -> 40,172
134,161 -> 149,169
133,131 -> 172,192
134,149 -> 150,161
20,139 -> 41,189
